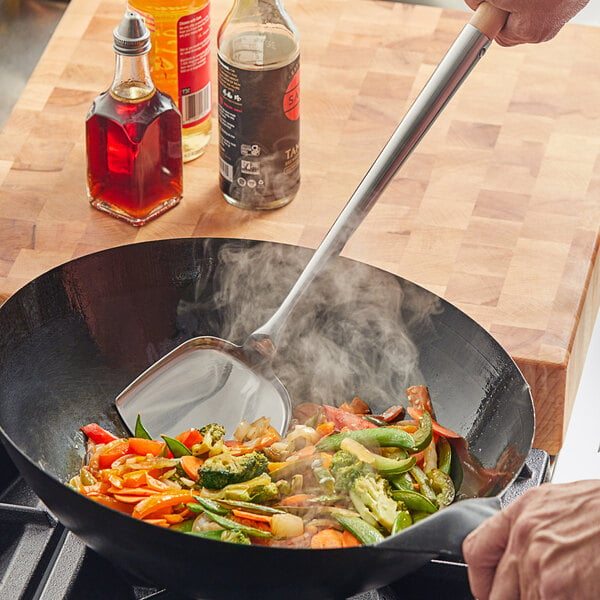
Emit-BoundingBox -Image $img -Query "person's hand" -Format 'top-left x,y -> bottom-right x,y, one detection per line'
462,480 -> 600,599
464,0 -> 590,46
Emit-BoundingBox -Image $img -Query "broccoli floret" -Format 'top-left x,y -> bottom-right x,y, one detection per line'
198,451 -> 270,490
349,473 -> 399,533
192,423 -> 226,457
329,450 -> 374,492
220,529 -> 251,545
204,473 -> 280,503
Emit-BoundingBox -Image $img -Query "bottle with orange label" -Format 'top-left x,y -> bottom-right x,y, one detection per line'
128,0 -> 212,162
217,0 -> 300,210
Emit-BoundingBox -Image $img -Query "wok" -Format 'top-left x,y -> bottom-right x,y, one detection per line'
0,238 -> 534,599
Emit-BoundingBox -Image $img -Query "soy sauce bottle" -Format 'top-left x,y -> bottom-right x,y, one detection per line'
217,0 -> 300,210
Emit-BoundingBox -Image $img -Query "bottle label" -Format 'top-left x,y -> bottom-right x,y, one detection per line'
129,4 -> 211,129
177,8 -> 211,128
218,55 -> 300,207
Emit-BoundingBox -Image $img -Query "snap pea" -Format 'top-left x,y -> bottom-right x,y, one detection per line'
214,499 -> 287,515
161,435 -> 192,457
190,496 -> 230,515
203,511 -> 273,538
189,529 -> 226,540
391,489 -> 438,514
171,519 -> 194,533
134,414 -> 153,440
387,472 -> 414,492
409,465 -> 437,504
391,509 -> 413,535
335,514 -> 384,545
315,427 -> 415,452
410,511 -> 431,524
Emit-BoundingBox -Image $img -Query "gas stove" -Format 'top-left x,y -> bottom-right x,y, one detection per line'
0,445 -> 548,600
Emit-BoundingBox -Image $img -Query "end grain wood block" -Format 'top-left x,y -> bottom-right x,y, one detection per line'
0,0 -> 599,453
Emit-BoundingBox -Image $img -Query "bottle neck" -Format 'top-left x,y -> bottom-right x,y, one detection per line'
110,52 -> 155,102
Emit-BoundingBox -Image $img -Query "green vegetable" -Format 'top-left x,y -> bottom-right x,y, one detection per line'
203,511 -> 273,538
189,529 -> 226,540
191,496 -> 230,515
436,436 -> 452,475
162,435 -> 192,457
329,450 -> 374,492
198,451 -> 269,490
220,529 -> 252,545
315,427 -> 415,453
428,468 -> 456,508
335,514 -> 384,545
134,414 -> 152,440
410,410 -> 433,452
341,438 -> 416,475
391,508 -> 413,535
391,489 -> 438,513
311,456 -> 336,495
214,499 -> 286,515
349,474 -> 399,533
387,472 -> 414,492
203,473 -> 280,504
192,423 -> 226,456
170,519 -> 194,533
409,465 -> 437,504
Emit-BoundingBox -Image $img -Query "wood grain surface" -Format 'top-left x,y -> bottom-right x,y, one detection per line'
0,0 -> 599,454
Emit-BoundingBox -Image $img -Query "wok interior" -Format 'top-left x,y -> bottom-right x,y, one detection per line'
0,238 -> 533,490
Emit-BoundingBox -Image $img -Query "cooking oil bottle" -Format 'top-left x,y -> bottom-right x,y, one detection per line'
128,0 -> 212,162
86,11 -> 183,226
217,0 -> 300,209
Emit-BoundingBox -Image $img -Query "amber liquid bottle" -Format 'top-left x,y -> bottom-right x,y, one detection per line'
128,0 -> 212,162
86,12 -> 183,226
217,0 -> 300,210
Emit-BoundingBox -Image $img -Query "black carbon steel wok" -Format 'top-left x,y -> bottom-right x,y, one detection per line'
0,238 -> 534,600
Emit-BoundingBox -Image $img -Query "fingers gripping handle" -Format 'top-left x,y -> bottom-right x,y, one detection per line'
470,2 -> 509,40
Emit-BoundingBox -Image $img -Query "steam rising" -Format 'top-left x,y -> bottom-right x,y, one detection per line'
181,241 -> 442,413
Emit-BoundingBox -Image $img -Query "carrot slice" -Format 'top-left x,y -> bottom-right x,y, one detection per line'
341,529 -> 361,547
279,494 -> 316,506
180,455 -> 204,480
231,509 -> 273,524
132,490 -> 196,520
310,528 -> 345,549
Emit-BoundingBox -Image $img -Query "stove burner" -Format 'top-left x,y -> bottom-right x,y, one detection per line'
0,447 -> 548,600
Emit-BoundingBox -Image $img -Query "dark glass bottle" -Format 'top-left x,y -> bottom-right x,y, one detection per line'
217,0 -> 300,210
86,11 -> 183,226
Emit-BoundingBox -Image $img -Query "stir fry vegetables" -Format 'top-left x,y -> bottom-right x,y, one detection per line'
70,385 -> 464,548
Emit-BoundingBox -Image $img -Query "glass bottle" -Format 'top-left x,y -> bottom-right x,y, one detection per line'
128,0 -> 212,162
217,0 -> 300,210
86,12 -> 184,226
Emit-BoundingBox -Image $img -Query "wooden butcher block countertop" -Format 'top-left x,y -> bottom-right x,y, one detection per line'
0,0 -> 599,454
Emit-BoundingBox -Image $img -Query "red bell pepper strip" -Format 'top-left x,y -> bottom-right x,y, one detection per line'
323,405 -> 377,431
80,423 -> 118,444
406,406 -> 461,439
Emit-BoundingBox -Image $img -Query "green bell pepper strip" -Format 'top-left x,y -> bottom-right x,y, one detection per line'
134,414 -> 153,440
335,514 -> 385,545
428,468 -> 456,508
436,436 -> 452,475
391,489 -> 438,513
391,509 -> 413,535
410,410 -> 433,452
203,511 -> 273,538
315,427 -> 415,453
161,435 -> 192,457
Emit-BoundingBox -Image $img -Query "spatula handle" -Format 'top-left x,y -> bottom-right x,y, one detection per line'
250,3 -> 507,349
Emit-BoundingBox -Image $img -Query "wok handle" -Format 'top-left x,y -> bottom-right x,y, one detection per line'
249,3 -> 507,350
379,496 -> 501,561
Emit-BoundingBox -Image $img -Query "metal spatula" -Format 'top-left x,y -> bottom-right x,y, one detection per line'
116,3 -> 508,438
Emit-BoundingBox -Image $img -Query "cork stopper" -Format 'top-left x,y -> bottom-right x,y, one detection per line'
113,11 -> 151,56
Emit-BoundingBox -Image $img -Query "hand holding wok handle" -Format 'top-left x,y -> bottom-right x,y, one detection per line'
463,480 -> 600,600
250,3 -> 508,352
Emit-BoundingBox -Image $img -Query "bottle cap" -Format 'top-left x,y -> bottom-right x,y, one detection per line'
113,11 -> 151,56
